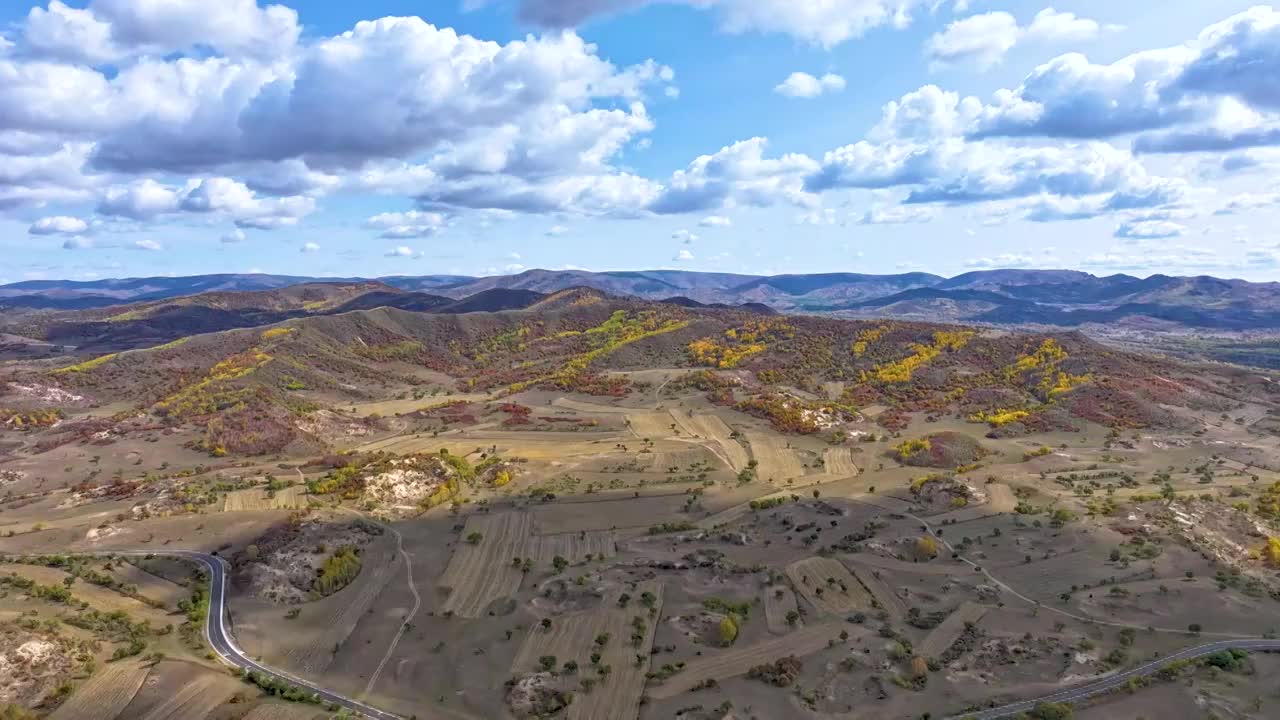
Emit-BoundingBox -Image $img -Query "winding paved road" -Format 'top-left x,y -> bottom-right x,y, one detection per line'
109,550 -> 402,720
945,638 -> 1280,719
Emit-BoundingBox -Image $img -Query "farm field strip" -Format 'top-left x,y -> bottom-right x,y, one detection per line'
985,483 -> 1017,512
670,412 -> 749,471
49,659 -> 150,720
626,412 -> 676,440
439,512 -> 534,617
841,560 -> 908,620
919,602 -> 990,659
533,530 -> 618,566
111,560 -> 189,610
645,621 -> 843,700
784,557 -> 874,615
0,563 -> 175,626
822,448 -> 859,477
223,485 -> 309,512
744,430 -> 806,482
133,672 -> 231,720
764,584 -> 801,633
513,581 -> 665,720
554,397 -> 636,414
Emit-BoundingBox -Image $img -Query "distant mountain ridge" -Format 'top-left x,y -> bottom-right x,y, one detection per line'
3,268 -> 1279,331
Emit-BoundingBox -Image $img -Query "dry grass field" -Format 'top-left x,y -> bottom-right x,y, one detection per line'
533,530 -> 618,566
119,660 -> 243,720
784,557 -> 874,615
645,622 -> 844,700
744,430 -> 806,482
821,447 -> 858,476
48,659 -> 151,720
513,581 -> 664,720
626,412 -> 676,440
223,484 -> 309,512
108,560 -> 189,610
669,412 -> 749,471
439,512 -> 534,617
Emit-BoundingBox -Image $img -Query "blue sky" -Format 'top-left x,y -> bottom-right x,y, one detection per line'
1,0 -> 1278,283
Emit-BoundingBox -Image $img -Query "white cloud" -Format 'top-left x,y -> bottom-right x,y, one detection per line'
22,0 -> 300,64
1024,8 -> 1106,43
545,224 -> 568,237
490,0 -> 927,48
1115,219 -> 1187,239
927,8 -> 1104,71
673,248 -> 695,261
132,238 -> 162,251
300,242 -> 319,253
672,228 -> 699,244
220,228 -> 246,243
650,137 -> 819,214
384,245 -> 421,258
29,215 -> 88,235
699,215 -> 732,227
364,210 -> 446,239
927,11 -> 1020,70
61,237 -> 94,250
774,72 -> 847,98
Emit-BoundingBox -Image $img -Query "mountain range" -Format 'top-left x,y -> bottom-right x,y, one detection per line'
4,269 -> 1278,333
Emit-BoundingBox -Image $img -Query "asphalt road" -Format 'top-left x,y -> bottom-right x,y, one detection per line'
944,635 -> 1280,718
110,550 -> 403,720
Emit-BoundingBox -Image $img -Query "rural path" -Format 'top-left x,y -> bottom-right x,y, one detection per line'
89,549 -> 404,720
359,516 -> 421,699
297,467 -> 424,702
944,637 -> 1280,719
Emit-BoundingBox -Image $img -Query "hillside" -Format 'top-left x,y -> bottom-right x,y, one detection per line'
4,291 -> 1272,458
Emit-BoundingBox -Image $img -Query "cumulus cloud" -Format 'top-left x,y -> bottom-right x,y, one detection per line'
927,9 -> 1105,71
545,224 -> 568,236
23,0 -> 300,64
1115,219 -> 1187,239
699,215 -> 732,227
774,72 -> 846,98
132,238 -> 162,251
220,228 -> 246,243
365,210 -> 446,239
927,11 -> 1021,70
649,137 -> 819,215
672,228 -> 698,243
300,241 -> 319,252
673,248 -> 694,261
479,0 -> 925,48
28,215 -> 88,235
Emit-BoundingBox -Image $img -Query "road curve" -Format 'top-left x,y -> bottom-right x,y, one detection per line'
106,550 -> 402,720
945,638 -> 1280,719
